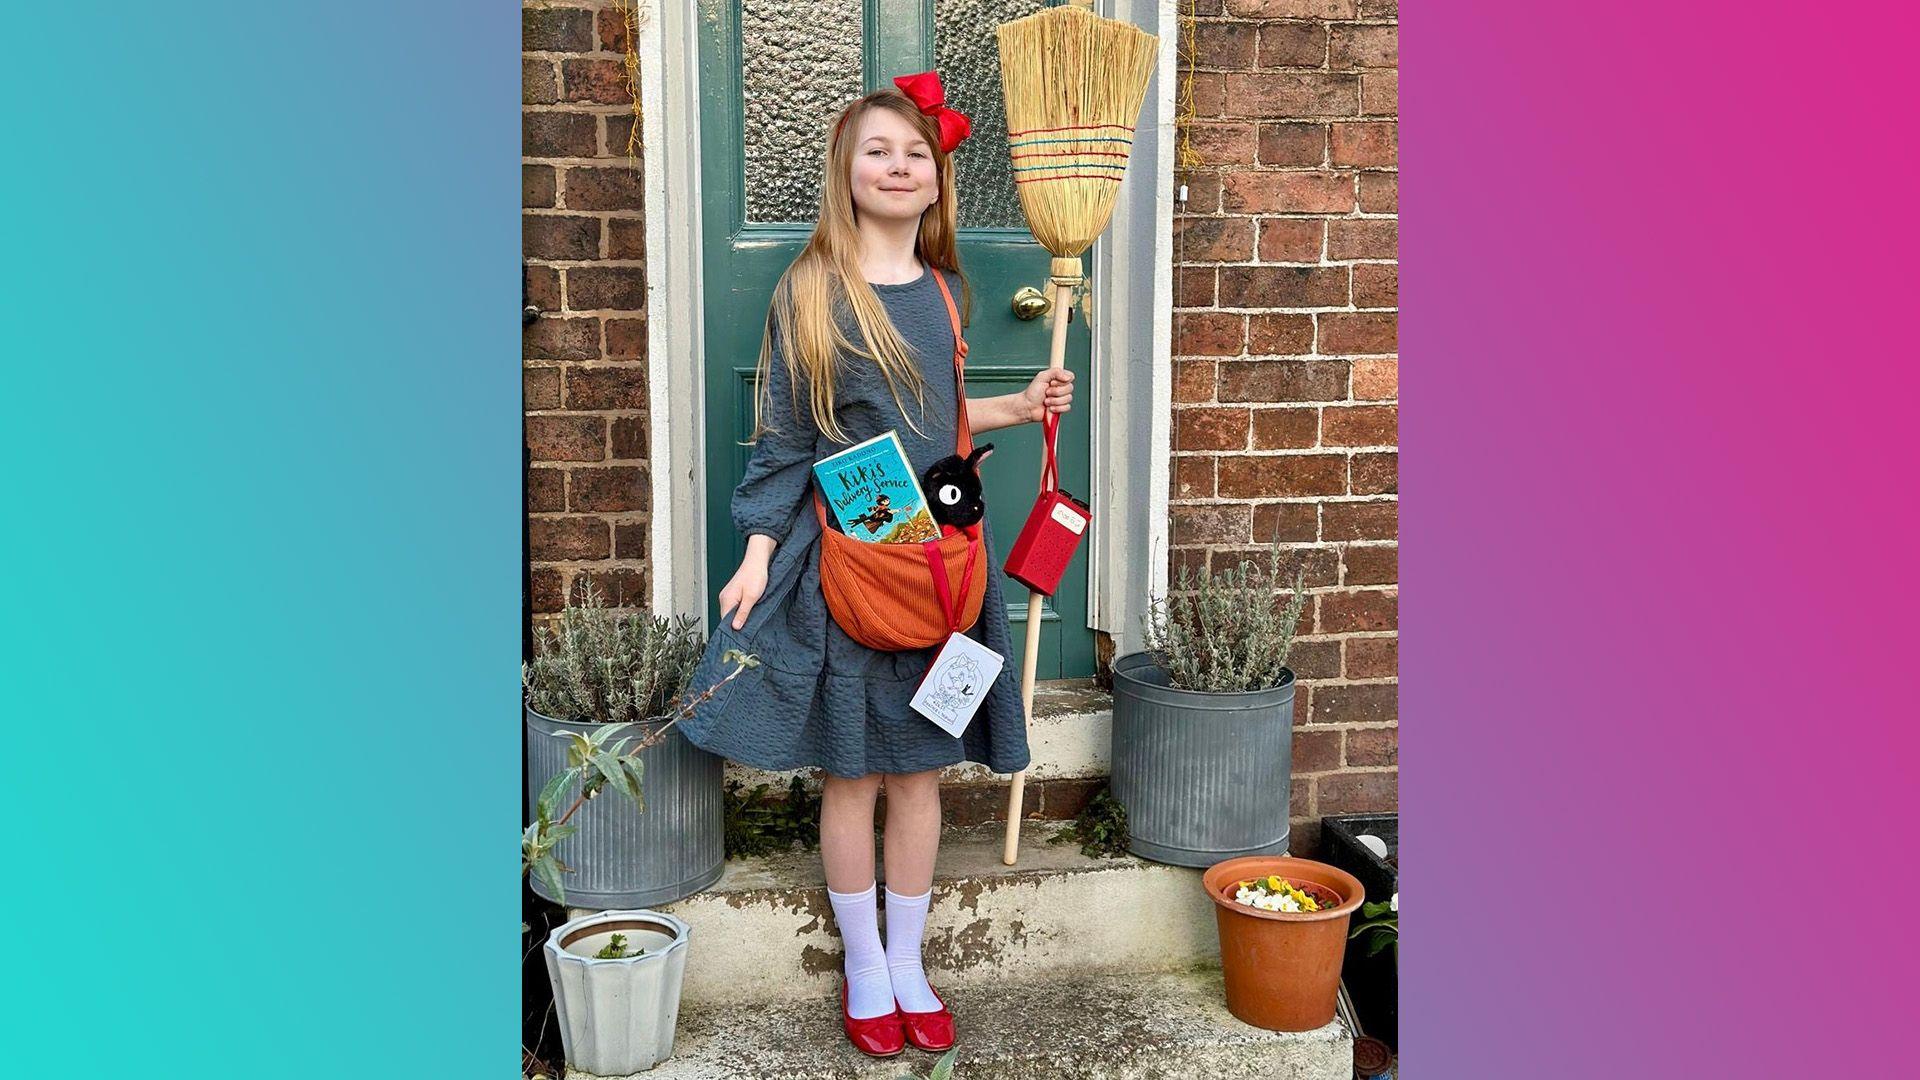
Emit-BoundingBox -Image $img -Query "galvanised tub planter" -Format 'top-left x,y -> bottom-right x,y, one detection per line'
525,706 -> 724,909
545,909 -> 691,1074
1109,650 -> 1295,867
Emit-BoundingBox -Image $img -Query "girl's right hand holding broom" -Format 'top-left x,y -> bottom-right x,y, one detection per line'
718,535 -> 777,630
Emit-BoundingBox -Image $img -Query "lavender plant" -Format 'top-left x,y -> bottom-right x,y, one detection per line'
1143,545 -> 1309,693
523,582 -> 705,725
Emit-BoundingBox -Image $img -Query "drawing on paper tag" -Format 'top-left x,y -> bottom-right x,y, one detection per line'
910,631 -> 1005,738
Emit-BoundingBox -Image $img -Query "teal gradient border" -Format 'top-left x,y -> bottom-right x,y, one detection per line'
4,4 -> 518,1072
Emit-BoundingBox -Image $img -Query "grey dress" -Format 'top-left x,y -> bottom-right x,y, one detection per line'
678,265 -> 1033,779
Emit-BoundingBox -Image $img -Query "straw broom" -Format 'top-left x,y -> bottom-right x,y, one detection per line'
996,0 -> 1157,865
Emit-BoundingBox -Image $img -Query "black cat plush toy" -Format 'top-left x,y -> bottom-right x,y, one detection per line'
922,443 -> 993,530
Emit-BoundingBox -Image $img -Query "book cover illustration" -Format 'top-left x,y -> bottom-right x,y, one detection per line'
812,430 -> 941,544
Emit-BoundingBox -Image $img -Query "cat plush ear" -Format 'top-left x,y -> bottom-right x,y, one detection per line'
966,443 -> 994,468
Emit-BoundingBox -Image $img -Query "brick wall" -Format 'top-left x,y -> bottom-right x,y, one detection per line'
1172,0 -> 1399,853
523,1 -> 651,634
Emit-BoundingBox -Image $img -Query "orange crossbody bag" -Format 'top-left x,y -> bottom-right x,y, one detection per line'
811,270 -> 987,651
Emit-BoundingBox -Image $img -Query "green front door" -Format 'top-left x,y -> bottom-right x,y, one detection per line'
698,0 -> 1096,679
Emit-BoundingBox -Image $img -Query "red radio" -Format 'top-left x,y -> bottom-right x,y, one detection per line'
1003,412 -> 1090,598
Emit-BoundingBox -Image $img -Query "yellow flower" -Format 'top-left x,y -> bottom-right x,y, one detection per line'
1267,875 -> 1284,891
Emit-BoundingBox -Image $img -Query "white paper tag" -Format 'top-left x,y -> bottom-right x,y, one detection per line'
1050,501 -> 1088,534
910,632 -> 1005,738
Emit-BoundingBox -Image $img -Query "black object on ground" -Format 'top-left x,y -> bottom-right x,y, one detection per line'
1321,813 -> 1398,1052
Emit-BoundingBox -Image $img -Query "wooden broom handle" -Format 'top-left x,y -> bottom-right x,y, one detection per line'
1003,274 -> 1080,865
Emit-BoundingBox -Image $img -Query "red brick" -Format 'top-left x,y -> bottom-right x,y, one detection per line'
561,58 -> 633,104
611,415 -> 649,459
1342,543 -> 1397,585
526,413 -> 605,462
1206,545 -> 1335,588
604,317 -> 647,358
1171,503 -> 1252,544
524,214 -> 600,260
1185,71 -> 1225,116
524,111 -> 598,158
1358,0 -> 1398,16
1319,312 -> 1396,354
1175,266 -> 1217,308
524,7 -> 594,52
1323,499 -> 1397,540
1254,502 -> 1318,543
1249,312 -> 1315,354
524,366 -> 561,410
1172,455 -> 1215,499
1175,311 -> 1246,355
1313,680 -> 1397,723
1330,25 -> 1397,68
575,567 -> 649,608
1358,171 -> 1398,213
527,467 -> 565,513
1361,72 -> 1397,115
530,516 -> 610,561
1256,122 -> 1327,166
596,6 -> 633,53
523,316 -> 600,361
1218,359 -> 1348,403
1223,73 -> 1359,118
1257,218 -> 1325,262
1180,173 -> 1223,212
569,465 -> 649,512
1169,546 -> 1211,581
1350,451 -> 1397,495
1318,588 -> 1397,633
1345,637 -> 1397,679
524,164 -> 557,208
1328,218 -> 1398,261
1316,771 -> 1396,813
1217,454 -> 1347,498
1284,637 -> 1342,679
565,365 -> 648,409
1193,0 -> 1225,13
1174,360 -> 1217,403
526,264 -> 562,312
530,568 -> 566,613
1175,215 -> 1255,261
1291,773 -> 1312,817
607,217 -> 646,259
1184,123 -> 1258,166
1353,263 -> 1397,308
1175,406 -> 1251,450
567,266 -> 648,310
613,520 -> 649,558
524,59 -> 558,105
1352,358 -> 1397,400
1192,23 -> 1257,69
1293,728 -> 1342,773
605,115 -> 641,159
1251,407 -> 1318,449
1346,726 -> 1398,767
1321,404 -> 1396,447
1226,0 -> 1356,19
1221,265 -> 1349,308
563,165 -> 644,211
1224,171 -> 1355,214
1258,23 -> 1327,67
1331,121 -> 1397,167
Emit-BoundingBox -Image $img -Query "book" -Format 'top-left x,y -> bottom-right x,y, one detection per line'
812,430 -> 941,543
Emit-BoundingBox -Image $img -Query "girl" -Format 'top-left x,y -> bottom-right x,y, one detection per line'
677,74 -> 1073,1059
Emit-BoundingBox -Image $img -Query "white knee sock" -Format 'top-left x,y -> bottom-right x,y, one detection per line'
827,882 -> 894,1020
883,886 -> 941,1013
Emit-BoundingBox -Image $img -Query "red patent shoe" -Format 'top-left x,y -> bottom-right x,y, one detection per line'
842,983 -> 906,1058
898,986 -> 956,1053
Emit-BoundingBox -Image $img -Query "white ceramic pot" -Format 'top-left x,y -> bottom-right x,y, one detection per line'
544,909 -> 691,1074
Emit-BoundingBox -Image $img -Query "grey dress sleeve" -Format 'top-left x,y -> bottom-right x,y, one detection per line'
731,319 -> 821,544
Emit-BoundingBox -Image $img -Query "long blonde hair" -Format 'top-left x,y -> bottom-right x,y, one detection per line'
749,89 -> 973,447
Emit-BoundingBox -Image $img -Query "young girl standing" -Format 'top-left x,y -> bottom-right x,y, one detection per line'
678,74 -> 1073,1059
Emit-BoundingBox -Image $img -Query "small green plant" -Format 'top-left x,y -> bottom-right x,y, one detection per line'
523,581 -> 706,726
593,932 -> 644,960
1348,895 -> 1398,964
895,1047 -> 958,1080
1143,545 -> 1308,693
724,775 -> 823,858
1048,784 -> 1130,859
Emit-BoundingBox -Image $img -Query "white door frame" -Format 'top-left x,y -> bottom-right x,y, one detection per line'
643,0 -> 1175,659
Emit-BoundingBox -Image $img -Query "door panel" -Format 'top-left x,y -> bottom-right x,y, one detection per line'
700,0 -> 1094,679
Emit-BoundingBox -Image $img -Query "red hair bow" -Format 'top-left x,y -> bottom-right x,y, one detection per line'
893,71 -> 971,153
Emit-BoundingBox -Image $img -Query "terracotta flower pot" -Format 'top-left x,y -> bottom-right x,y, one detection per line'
1202,856 -> 1365,1032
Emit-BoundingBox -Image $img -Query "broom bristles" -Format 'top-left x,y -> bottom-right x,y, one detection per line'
996,5 -> 1158,267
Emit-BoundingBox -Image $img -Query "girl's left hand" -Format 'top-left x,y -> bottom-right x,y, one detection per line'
1020,368 -> 1074,423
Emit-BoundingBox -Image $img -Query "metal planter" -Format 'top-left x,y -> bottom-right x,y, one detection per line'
525,706 -> 724,909
1109,650 -> 1296,867
545,908 -> 691,1074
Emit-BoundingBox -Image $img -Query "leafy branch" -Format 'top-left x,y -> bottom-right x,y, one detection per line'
1348,897 -> 1398,964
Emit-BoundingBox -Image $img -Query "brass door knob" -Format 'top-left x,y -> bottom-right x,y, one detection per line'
1012,286 -> 1052,321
